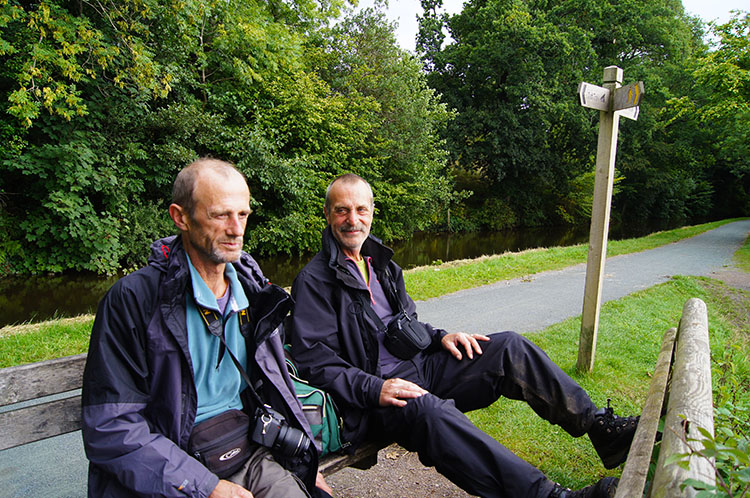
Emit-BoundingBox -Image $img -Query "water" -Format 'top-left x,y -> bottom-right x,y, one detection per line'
0,220 -> 683,327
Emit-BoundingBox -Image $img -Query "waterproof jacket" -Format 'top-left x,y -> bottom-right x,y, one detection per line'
81,236 -> 317,497
288,227 -> 446,449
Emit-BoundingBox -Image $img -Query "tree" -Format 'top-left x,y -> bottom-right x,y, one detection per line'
0,0 -> 457,275
0,0 -> 349,274
663,12 -> 750,218
418,0 -> 708,228
310,7 -> 455,239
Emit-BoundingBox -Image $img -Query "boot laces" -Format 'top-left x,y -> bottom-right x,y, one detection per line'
596,399 -> 638,434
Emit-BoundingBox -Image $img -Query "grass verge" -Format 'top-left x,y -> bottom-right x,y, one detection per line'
468,275 -> 750,489
0,316 -> 94,367
735,233 -> 750,271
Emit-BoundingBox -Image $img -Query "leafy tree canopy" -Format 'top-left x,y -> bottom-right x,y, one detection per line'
0,0 -> 455,275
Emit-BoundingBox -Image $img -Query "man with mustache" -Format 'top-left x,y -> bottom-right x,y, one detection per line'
82,158 -> 331,498
287,173 -> 638,498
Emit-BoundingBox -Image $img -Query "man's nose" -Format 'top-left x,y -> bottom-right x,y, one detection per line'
345,210 -> 358,226
226,214 -> 244,235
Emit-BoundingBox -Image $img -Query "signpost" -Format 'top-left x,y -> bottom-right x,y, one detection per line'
576,66 -> 644,373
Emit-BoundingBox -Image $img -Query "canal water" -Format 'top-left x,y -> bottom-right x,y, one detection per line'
0,220 -> 678,327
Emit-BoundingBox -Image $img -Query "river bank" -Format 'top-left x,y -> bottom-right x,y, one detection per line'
1,222 -> 748,496
0,218 -> 719,327
0,219 -> 741,339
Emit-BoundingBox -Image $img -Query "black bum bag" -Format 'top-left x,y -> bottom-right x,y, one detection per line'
384,311 -> 432,360
189,409 -> 252,478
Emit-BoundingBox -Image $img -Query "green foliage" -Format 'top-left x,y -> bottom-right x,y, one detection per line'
310,7 -> 456,239
419,0 -> 748,228
667,346 -> 750,497
0,0 -> 455,274
664,12 -> 750,220
421,0 -> 599,227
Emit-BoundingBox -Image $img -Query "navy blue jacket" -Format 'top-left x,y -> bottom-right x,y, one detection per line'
82,236 -> 317,497
288,227 -> 445,450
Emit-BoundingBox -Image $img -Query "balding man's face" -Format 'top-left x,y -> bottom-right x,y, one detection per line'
182,169 -> 251,267
324,179 -> 373,260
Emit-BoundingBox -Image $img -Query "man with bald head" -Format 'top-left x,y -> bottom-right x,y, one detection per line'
82,159 -> 330,498
288,173 -> 638,498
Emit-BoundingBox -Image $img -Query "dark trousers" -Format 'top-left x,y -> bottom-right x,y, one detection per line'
372,331 -> 597,498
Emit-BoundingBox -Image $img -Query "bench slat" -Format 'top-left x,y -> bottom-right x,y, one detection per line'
319,441 -> 383,476
614,327 -> 676,498
0,395 -> 82,450
0,353 -> 87,406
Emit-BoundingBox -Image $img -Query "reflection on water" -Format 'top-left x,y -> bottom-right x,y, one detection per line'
0,274 -> 120,328
0,219 -> 686,327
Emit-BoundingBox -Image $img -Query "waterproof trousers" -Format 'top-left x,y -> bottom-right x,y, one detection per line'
226,445 -> 309,498
371,331 -> 598,498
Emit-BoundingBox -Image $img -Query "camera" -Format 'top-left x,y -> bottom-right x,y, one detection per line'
251,405 -> 311,458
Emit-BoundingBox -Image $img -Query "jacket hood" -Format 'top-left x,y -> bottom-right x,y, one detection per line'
147,235 -> 268,289
147,235 -> 178,272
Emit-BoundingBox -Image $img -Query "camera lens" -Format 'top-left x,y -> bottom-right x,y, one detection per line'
274,424 -> 311,458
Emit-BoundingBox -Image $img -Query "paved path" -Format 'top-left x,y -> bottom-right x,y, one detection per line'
417,220 -> 750,334
1,220 -> 748,497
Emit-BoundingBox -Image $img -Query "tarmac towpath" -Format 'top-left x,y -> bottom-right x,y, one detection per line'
1,220 -> 748,497
416,220 -> 750,334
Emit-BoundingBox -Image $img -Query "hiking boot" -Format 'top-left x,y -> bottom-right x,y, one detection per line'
549,477 -> 619,498
588,399 -> 639,469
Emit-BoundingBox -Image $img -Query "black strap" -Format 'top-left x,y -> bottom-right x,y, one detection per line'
197,305 -> 270,417
357,292 -> 388,332
380,267 -> 406,315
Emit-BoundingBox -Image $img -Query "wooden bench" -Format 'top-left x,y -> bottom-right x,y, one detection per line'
1,297 -> 716,495
0,353 -> 381,490
615,297 -> 715,497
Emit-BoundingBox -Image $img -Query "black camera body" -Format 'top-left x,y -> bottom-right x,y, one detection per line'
251,406 -> 310,458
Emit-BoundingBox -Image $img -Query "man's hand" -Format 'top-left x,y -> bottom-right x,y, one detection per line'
316,471 -> 333,495
441,332 -> 490,360
209,479 -> 253,498
379,378 -> 428,407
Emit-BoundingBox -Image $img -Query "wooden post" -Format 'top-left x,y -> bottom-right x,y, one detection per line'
576,66 -> 622,373
614,327 -> 676,498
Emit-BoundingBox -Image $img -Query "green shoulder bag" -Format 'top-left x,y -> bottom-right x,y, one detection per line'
284,353 -> 344,457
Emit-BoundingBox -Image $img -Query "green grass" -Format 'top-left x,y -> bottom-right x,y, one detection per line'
404,219 -> 738,301
467,275 -> 750,489
0,316 -> 94,368
735,233 -> 750,271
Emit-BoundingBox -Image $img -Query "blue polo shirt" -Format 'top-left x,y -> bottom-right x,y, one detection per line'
185,255 -> 250,424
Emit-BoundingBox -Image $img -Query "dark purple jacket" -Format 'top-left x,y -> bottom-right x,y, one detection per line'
288,227 -> 446,450
81,236 -> 317,497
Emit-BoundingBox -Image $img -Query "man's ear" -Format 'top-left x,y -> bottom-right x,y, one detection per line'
169,204 -> 189,231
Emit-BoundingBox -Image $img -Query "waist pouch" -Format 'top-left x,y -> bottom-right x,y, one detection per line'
189,409 -> 252,478
384,312 -> 432,360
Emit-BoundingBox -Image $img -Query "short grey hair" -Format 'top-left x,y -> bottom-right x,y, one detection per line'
324,173 -> 374,211
172,158 -> 245,216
